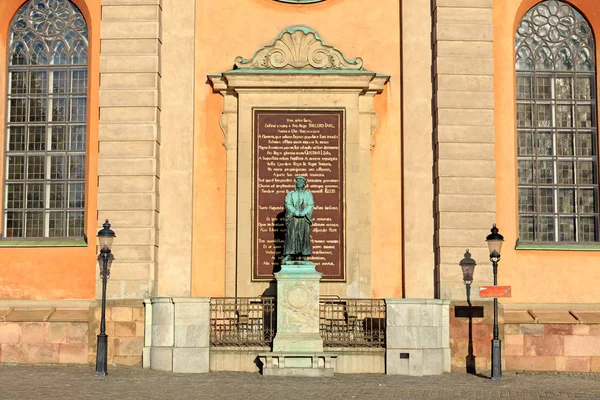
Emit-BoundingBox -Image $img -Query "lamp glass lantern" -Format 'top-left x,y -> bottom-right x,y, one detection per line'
486,224 -> 504,258
97,220 -> 116,250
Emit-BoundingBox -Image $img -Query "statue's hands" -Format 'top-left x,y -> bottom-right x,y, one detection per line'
294,211 -> 301,217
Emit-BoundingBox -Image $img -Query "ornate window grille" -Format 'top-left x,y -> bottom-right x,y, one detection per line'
4,0 -> 88,238
516,0 -> 598,242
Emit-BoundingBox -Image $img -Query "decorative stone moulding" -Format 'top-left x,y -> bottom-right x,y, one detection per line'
234,26 -> 364,70
207,25 -> 389,299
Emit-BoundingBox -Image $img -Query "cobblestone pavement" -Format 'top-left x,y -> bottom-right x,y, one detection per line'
1,365 -> 600,400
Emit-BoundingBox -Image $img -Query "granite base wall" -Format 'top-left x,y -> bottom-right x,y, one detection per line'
505,323 -> 600,372
0,301 -> 144,367
449,301 -> 499,373
450,301 -> 600,373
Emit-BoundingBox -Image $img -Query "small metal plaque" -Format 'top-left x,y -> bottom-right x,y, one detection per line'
454,306 -> 485,318
399,353 -> 410,359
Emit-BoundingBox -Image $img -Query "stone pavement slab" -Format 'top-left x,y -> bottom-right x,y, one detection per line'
1,365 -> 600,400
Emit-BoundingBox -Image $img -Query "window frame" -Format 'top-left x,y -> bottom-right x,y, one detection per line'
0,0 -> 94,244
515,0 -> 600,244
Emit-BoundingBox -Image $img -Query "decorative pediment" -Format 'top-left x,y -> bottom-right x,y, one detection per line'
234,26 -> 364,70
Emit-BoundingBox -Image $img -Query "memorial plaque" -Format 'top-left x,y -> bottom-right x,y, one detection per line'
253,109 -> 345,281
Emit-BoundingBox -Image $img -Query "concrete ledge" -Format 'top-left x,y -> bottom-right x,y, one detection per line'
259,352 -> 337,377
173,348 -> 209,373
150,347 -> 173,371
142,347 -> 151,369
263,367 -> 333,377
210,346 -> 269,372
0,300 -> 93,308
387,348 -> 450,376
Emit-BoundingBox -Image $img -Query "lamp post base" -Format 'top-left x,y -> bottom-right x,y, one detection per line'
95,333 -> 108,376
491,338 -> 502,380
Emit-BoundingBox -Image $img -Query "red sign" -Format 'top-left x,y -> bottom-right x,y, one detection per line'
480,286 -> 512,298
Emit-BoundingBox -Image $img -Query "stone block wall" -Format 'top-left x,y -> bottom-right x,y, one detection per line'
0,302 -> 144,367
503,308 -> 600,372
450,303 -> 600,373
0,307 -> 88,364
449,300 -> 498,372
88,301 -> 145,367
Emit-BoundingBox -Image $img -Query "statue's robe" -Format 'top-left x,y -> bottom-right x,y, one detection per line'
283,189 -> 314,257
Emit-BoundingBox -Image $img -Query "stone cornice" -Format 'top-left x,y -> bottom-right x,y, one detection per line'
208,73 -> 389,93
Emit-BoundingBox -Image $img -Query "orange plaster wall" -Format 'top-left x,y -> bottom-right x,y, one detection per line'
192,0 -> 402,298
0,0 -> 100,300
494,0 -> 600,304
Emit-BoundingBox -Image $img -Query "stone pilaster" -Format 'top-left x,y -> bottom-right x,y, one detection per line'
433,0 -> 496,300
98,0 -> 162,299
402,0 -> 435,299
155,0 -> 195,297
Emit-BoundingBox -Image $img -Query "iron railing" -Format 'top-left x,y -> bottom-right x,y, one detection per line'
209,297 -> 386,348
210,297 -> 276,347
319,298 -> 386,348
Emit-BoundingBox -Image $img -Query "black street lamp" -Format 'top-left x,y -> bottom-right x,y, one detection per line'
486,224 -> 504,380
96,219 -> 115,376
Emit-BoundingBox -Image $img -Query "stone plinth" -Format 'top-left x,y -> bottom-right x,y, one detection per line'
146,297 -> 210,373
263,261 -> 335,376
386,299 -> 451,376
272,262 -> 323,353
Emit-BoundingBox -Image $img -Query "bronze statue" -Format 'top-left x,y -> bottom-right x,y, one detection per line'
282,176 -> 314,262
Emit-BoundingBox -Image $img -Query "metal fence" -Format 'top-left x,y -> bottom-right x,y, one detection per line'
210,297 -> 276,347
209,297 -> 386,348
319,298 -> 386,348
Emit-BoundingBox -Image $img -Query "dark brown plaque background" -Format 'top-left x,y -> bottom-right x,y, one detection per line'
253,109 -> 345,281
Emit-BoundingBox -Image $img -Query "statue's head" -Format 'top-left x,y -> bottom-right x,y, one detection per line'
295,176 -> 306,188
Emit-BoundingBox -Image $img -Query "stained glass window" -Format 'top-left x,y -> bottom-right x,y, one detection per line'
516,0 -> 598,242
4,0 -> 87,238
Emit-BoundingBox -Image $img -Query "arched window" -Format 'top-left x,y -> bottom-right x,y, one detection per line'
4,0 -> 87,238
516,0 -> 598,242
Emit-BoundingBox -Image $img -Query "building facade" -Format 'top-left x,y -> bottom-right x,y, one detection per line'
0,0 -> 599,373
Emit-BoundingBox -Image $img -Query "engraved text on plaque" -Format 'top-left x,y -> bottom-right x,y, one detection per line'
253,109 -> 345,281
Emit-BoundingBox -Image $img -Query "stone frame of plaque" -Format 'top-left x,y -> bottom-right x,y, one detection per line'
252,108 -> 346,282
208,26 -> 389,298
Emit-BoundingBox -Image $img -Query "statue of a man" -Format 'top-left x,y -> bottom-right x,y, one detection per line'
282,176 -> 314,262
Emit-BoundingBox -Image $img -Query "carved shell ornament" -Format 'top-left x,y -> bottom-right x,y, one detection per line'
234,26 -> 364,70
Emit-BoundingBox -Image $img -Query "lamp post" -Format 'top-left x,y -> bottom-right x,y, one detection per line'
486,224 -> 504,380
96,219 -> 115,376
